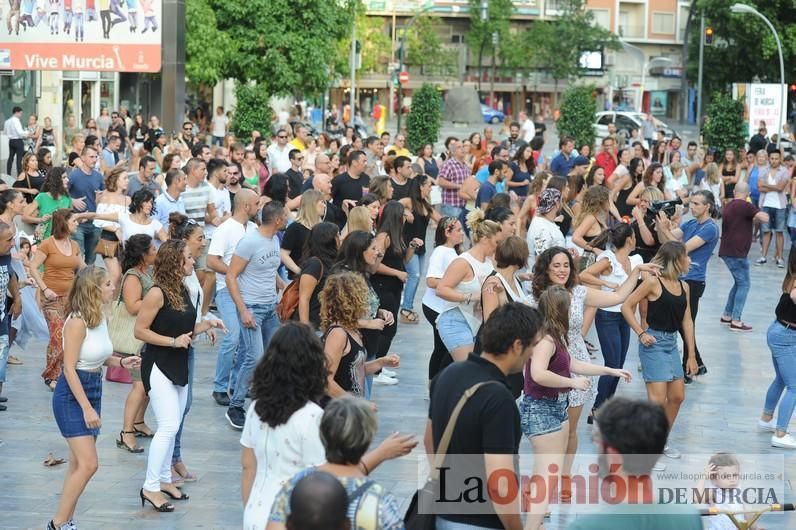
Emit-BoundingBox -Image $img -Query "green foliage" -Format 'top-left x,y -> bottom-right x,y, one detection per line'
405,16 -> 457,76
558,86 -> 597,147
406,84 -> 443,154
336,12 -> 392,78
185,0 -> 232,86
702,93 -> 746,153
206,0 -> 356,97
231,83 -> 272,139
466,0 -> 514,56
687,0 -> 795,97
525,0 -> 620,81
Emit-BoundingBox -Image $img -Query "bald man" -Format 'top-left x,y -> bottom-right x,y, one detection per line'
286,471 -> 350,530
207,188 -> 260,406
313,173 -> 345,230
301,153 -> 331,193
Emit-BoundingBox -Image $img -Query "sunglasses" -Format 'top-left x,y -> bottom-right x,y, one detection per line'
277,135 -> 288,139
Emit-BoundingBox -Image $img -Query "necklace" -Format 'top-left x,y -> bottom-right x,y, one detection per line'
53,237 -> 72,255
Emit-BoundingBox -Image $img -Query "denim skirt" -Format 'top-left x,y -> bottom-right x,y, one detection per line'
638,328 -> 683,383
52,369 -> 103,438
520,393 -> 569,438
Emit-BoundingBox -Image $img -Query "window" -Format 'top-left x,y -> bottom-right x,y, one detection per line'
589,9 -> 610,31
597,114 -> 614,126
616,115 -> 638,132
652,12 -> 675,34
451,34 -> 463,44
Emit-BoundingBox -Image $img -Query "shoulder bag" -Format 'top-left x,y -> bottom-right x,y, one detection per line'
277,258 -> 323,322
108,270 -> 146,356
404,381 -> 501,530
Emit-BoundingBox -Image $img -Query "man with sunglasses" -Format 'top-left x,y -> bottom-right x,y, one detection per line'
177,120 -> 196,152
107,112 -> 130,159
285,149 -> 305,201
268,128 -> 291,174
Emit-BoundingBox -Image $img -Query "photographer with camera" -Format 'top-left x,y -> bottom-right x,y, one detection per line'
656,189 -> 720,384
630,187 -> 667,263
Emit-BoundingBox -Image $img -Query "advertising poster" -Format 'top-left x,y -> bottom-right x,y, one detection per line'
734,83 -> 784,137
0,0 -> 161,72
650,91 -> 667,116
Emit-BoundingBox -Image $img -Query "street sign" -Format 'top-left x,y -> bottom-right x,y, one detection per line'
399,71 -> 410,84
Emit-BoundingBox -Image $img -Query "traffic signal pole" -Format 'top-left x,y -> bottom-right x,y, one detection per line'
696,14 -> 705,131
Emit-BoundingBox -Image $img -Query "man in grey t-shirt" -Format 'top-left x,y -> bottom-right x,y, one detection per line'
127,156 -> 160,198
223,201 -> 287,429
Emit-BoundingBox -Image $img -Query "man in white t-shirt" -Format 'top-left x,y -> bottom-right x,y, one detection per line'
527,188 -> 565,265
267,128 -> 291,174
757,151 -> 790,267
211,106 -> 228,146
519,111 -> 535,143
206,189 -> 258,406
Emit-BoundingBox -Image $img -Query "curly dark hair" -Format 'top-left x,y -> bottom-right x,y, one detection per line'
121,234 -> 154,272
42,166 -> 68,200
130,188 -> 156,215
154,239 -> 188,311
531,246 -> 577,300
251,322 -> 328,428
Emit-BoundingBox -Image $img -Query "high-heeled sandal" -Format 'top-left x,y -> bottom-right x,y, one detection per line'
161,487 -> 190,500
133,421 -> 154,438
139,489 -> 175,512
116,431 -> 144,453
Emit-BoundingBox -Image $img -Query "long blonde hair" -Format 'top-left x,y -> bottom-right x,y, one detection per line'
575,186 -> 609,227
345,206 -> 372,233
296,189 -> 323,228
704,162 -> 721,185
652,241 -> 688,280
68,266 -> 108,328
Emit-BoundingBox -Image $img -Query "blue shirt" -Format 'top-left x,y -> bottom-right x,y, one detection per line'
550,153 -> 573,177
475,166 -> 505,193
67,167 -> 104,213
476,180 -> 497,208
681,218 -> 719,282
748,166 -> 761,205
154,190 -> 186,227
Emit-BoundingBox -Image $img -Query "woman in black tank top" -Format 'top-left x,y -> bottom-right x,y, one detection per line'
720,149 -> 739,203
320,273 -> 400,399
620,241 -> 697,459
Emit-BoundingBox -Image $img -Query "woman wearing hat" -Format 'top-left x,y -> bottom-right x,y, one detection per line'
526,188 -> 565,266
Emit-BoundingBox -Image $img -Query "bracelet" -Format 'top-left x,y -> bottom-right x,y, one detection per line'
638,330 -> 647,337
171,337 -> 176,347
359,460 -> 370,476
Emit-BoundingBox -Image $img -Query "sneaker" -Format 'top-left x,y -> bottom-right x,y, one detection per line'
212,391 -> 230,407
730,322 -> 753,332
225,406 -> 246,430
771,433 -> 796,449
755,257 -> 767,265
663,444 -> 681,459
381,368 -> 397,378
757,418 -> 776,432
374,373 -> 398,385
652,461 -> 666,472
777,258 -> 785,268
6,355 -> 22,365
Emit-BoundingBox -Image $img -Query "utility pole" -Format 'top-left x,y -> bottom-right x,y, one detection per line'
350,3 -> 357,121
696,14 -> 705,131
490,31 -> 498,107
161,0 -> 186,134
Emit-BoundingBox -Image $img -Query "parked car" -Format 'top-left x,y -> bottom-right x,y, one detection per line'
593,111 -> 676,142
481,104 -> 505,124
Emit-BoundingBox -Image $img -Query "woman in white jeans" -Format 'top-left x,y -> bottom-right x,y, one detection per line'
134,240 -> 224,512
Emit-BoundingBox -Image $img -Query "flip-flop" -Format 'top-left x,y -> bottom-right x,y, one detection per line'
43,453 -> 66,467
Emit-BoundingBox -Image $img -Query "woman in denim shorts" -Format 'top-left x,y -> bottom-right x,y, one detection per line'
522,286 -> 631,530
622,241 -> 698,465
48,267 -> 141,530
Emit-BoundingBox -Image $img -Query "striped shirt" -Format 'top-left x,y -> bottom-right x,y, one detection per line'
181,181 -> 212,226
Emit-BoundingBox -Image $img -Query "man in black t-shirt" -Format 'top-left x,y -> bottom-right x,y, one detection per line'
285,149 -> 305,201
331,149 -> 370,209
390,155 -> 413,201
426,303 -> 543,530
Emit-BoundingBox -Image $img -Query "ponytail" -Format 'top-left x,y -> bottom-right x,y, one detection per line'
589,223 -> 634,251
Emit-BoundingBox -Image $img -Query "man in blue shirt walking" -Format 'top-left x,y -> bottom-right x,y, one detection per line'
550,136 -> 575,176
67,146 -> 104,265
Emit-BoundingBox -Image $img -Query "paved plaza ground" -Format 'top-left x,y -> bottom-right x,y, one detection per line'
2,249 -> 796,529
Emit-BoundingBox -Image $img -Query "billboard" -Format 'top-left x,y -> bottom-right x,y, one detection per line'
0,0 -> 161,72
734,83 -> 786,137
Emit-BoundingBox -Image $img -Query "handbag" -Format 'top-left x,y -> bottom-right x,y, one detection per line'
105,354 -> 133,384
277,258 -> 323,322
108,270 -> 145,356
404,381 -> 500,530
95,238 -> 120,259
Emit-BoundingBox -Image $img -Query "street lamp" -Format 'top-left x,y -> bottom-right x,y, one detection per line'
730,3 -> 786,134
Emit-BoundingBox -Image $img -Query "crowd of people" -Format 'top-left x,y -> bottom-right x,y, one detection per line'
1,102 -> 795,530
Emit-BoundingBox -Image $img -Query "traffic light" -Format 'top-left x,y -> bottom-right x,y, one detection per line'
354,40 -> 362,70
704,27 -> 714,45
391,69 -> 400,87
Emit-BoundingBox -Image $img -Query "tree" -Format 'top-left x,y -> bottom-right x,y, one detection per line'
466,0 -> 515,90
206,0 -> 356,97
702,93 -> 746,153
405,16 -> 457,76
686,0 -> 795,100
185,0 -> 232,86
231,83 -> 273,139
406,83 -> 442,154
558,86 -> 597,147
335,12 -> 392,78
525,0 -> 619,88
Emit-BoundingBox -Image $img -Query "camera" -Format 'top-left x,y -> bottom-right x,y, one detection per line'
644,198 -> 682,226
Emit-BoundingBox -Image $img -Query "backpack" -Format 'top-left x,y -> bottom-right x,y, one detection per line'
276,258 -> 323,321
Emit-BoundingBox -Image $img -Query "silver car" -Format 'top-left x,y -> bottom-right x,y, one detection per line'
593,111 -> 676,141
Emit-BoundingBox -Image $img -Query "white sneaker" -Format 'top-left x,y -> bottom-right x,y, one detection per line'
771,433 -> 796,449
663,444 -> 681,459
758,418 -> 777,432
381,368 -> 397,378
652,461 -> 666,472
374,373 -> 398,385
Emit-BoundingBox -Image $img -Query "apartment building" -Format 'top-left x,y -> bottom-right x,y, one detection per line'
338,0 -> 690,120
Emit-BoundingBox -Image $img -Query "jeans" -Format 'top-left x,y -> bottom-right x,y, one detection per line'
678,279 -> 705,371
144,363 -> 188,491
594,310 -> 630,409
229,303 -> 279,409
721,256 -> 750,322
212,136 -> 224,146
0,334 -> 9,384
423,304 -> 452,380
172,346 -> 194,465
7,138 -> 24,176
440,205 -> 463,219
763,321 -> 796,432
401,252 -> 426,312
213,288 -> 240,394
72,222 -> 101,266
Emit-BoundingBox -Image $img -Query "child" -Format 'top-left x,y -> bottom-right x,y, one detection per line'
696,452 -> 760,530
